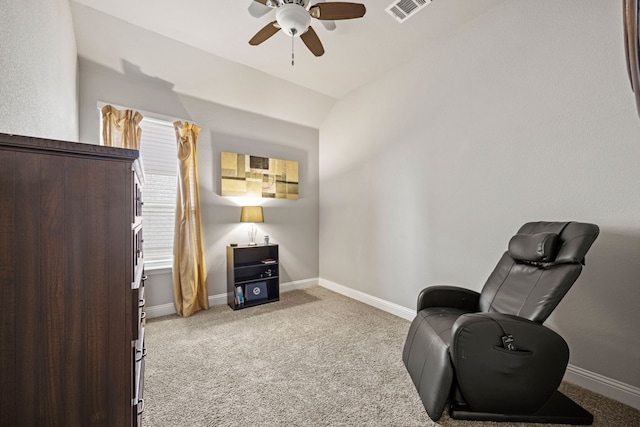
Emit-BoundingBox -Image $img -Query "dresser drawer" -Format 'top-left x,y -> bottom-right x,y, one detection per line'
132,225 -> 144,278
132,268 -> 146,341
134,323 -> 146,367
133,353 -> 145,427
132,318 -> 146,425
132,167 -> 143,227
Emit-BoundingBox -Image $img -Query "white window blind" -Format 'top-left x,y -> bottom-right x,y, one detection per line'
139,118 -> 178,269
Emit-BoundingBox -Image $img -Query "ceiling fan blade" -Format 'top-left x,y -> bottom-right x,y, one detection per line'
313,0 -> 336,30
310,2 -> 366,20
300,26 -> 325,57
248,1 -> 271,18
249,21 -> 280,45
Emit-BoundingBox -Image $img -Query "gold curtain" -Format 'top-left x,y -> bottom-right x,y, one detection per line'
101,105 -> 143,149
172,121 -> 209,317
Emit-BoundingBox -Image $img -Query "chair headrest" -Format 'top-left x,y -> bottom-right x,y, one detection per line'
514,221 -> 599,266
508,232 -> 559,263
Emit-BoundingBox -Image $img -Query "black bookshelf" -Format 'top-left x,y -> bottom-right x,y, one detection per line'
227,244 -> 279,310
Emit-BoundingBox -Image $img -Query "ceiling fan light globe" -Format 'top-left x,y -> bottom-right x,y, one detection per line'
275,3 -> 311,37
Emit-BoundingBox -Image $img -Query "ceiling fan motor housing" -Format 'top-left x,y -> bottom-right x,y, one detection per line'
270,0 -> 311,7
276,3 -> 312,37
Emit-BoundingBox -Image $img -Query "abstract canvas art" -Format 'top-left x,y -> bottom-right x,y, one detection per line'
220,152 -> 299,199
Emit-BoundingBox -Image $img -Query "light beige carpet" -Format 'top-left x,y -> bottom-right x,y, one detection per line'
141,287 -> 639,426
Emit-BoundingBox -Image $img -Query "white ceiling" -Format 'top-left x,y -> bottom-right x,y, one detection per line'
67,0 -> 503,98
70,0 -> 504,101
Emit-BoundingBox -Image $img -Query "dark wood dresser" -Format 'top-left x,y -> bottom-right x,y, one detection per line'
0,133 -> 146,426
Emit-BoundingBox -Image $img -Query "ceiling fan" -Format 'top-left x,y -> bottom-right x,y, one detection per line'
248,0 -> 366,59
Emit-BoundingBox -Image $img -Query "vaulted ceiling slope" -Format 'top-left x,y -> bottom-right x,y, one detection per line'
70,0 -> 504,128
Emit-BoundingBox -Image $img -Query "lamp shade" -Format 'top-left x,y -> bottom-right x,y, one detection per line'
240,206 -> 264,223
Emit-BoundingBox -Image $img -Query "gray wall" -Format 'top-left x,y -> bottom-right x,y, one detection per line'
319,0 -> 640,391
78,58 -> 320,308
0,0 -> 78,140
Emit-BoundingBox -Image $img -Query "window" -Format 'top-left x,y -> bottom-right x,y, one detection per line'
139,118 -> 177,270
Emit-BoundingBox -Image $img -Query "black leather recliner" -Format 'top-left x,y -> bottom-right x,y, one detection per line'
402,221 -> 599,424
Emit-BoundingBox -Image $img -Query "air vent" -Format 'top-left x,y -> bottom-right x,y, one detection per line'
386,0 -> 431,23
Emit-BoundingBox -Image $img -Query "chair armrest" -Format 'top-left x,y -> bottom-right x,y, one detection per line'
417,285 -> 480,312
449,312 -> 569,413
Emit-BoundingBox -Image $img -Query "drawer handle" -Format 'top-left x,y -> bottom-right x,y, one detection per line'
137,398 -> 145,415
135,347 -> 148,362
139,298 -> 146,308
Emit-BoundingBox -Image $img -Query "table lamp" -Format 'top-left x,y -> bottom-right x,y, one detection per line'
240,206 -> 264,246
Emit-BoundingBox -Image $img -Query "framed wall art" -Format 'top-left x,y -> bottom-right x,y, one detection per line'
220,151 -> 299,199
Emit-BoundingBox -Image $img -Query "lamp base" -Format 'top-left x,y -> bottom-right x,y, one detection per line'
247,223 -> 258,246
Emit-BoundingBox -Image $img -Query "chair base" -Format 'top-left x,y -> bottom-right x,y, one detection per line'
449,391 -> 594,425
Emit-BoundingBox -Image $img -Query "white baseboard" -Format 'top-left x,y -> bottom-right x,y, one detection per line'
145,278 -> 319,319
145,302 -> 177,319
281,277 -> 319,292
564,364 -> 640,410
318,278 -> 416,321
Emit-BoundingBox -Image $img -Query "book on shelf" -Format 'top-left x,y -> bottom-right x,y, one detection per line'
235,285 -> 244,306
261,258 -> 276,264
